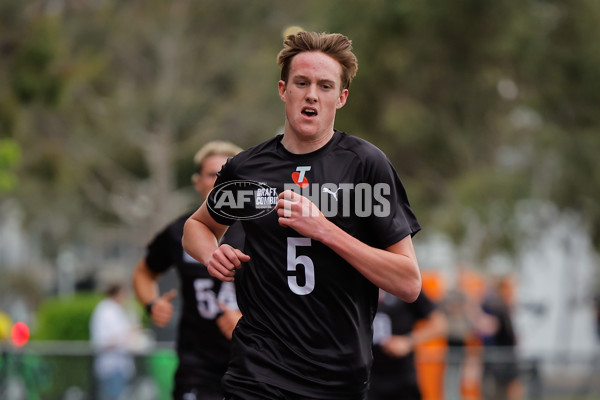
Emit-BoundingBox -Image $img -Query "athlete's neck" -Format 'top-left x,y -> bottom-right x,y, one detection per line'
281,129 -> 335,154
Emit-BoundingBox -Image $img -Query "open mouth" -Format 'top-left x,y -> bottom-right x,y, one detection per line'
301,108 -> 318,117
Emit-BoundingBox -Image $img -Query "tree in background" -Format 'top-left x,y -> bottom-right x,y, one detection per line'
0,139 -> 21,193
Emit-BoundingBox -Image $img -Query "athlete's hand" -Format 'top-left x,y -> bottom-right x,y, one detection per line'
276,190 -> 328,239
206,243 -> 250,282
216,302 -> 242,340
151,289 -> 177,328
381,335 -> 413,358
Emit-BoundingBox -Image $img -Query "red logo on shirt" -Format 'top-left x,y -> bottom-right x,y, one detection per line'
292,166 -> 311,188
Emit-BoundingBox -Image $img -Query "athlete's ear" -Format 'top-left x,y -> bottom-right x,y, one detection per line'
192,172 -> 202,194
278,80 -> 287,102
336,88 -> 349,109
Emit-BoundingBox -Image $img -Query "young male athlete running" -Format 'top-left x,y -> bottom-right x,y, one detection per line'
133,141 -> 244,400
182,31 -> 422,400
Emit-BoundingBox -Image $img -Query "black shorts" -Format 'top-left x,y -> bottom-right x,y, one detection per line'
222,373 -> 366,400
222,375 -> 310,400
368,383 -> 421,400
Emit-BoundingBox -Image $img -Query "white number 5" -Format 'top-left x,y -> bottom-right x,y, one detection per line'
287,237 -> 315,295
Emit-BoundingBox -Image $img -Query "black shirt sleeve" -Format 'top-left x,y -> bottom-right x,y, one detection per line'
361,147 -> 421,249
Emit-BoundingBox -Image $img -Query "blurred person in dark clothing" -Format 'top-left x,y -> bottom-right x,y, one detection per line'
479,275 -> 524,400
132,140 -> 244,400
369,290 -> 448,400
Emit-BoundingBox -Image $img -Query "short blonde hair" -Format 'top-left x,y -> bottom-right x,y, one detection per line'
277,31 -> 358,90
193,140 -> 243,175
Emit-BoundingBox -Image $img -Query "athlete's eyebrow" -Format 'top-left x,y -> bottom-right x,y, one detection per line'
318,78 -> 336,87
293,74 -> 337,87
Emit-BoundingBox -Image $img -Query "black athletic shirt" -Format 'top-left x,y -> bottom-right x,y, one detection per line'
207,131 -> 420,399
145,213 -> 244,392
370,291 -> 436,399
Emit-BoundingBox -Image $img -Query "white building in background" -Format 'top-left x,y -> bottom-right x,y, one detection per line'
514,202 -> 599,369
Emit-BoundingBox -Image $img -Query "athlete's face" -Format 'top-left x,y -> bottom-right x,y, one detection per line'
278,51 -> 348,146
194,154 -> 229,199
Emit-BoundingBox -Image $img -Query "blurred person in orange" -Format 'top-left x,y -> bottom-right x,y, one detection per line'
416,271 -> 450,400
369,289 -> 448,400
441,268 -> 487,400
132,140 -> 244,400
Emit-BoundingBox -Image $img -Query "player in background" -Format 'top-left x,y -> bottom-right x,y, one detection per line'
479,275 -> 524,400
369,290 -> 448,400
133,140 -> 244,400
182,31 -> 422,400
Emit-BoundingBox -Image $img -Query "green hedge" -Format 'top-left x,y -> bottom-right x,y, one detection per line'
33,292 -> 103,340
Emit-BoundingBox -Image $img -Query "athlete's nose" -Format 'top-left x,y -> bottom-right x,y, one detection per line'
306,85 -> 318,103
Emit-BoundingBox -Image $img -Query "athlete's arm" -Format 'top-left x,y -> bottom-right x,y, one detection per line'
276,190 -> 421,302
216,302 -> 242,340
132,259 -> 177,327
382,310 -> 448,357
182,202 -> 250,282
